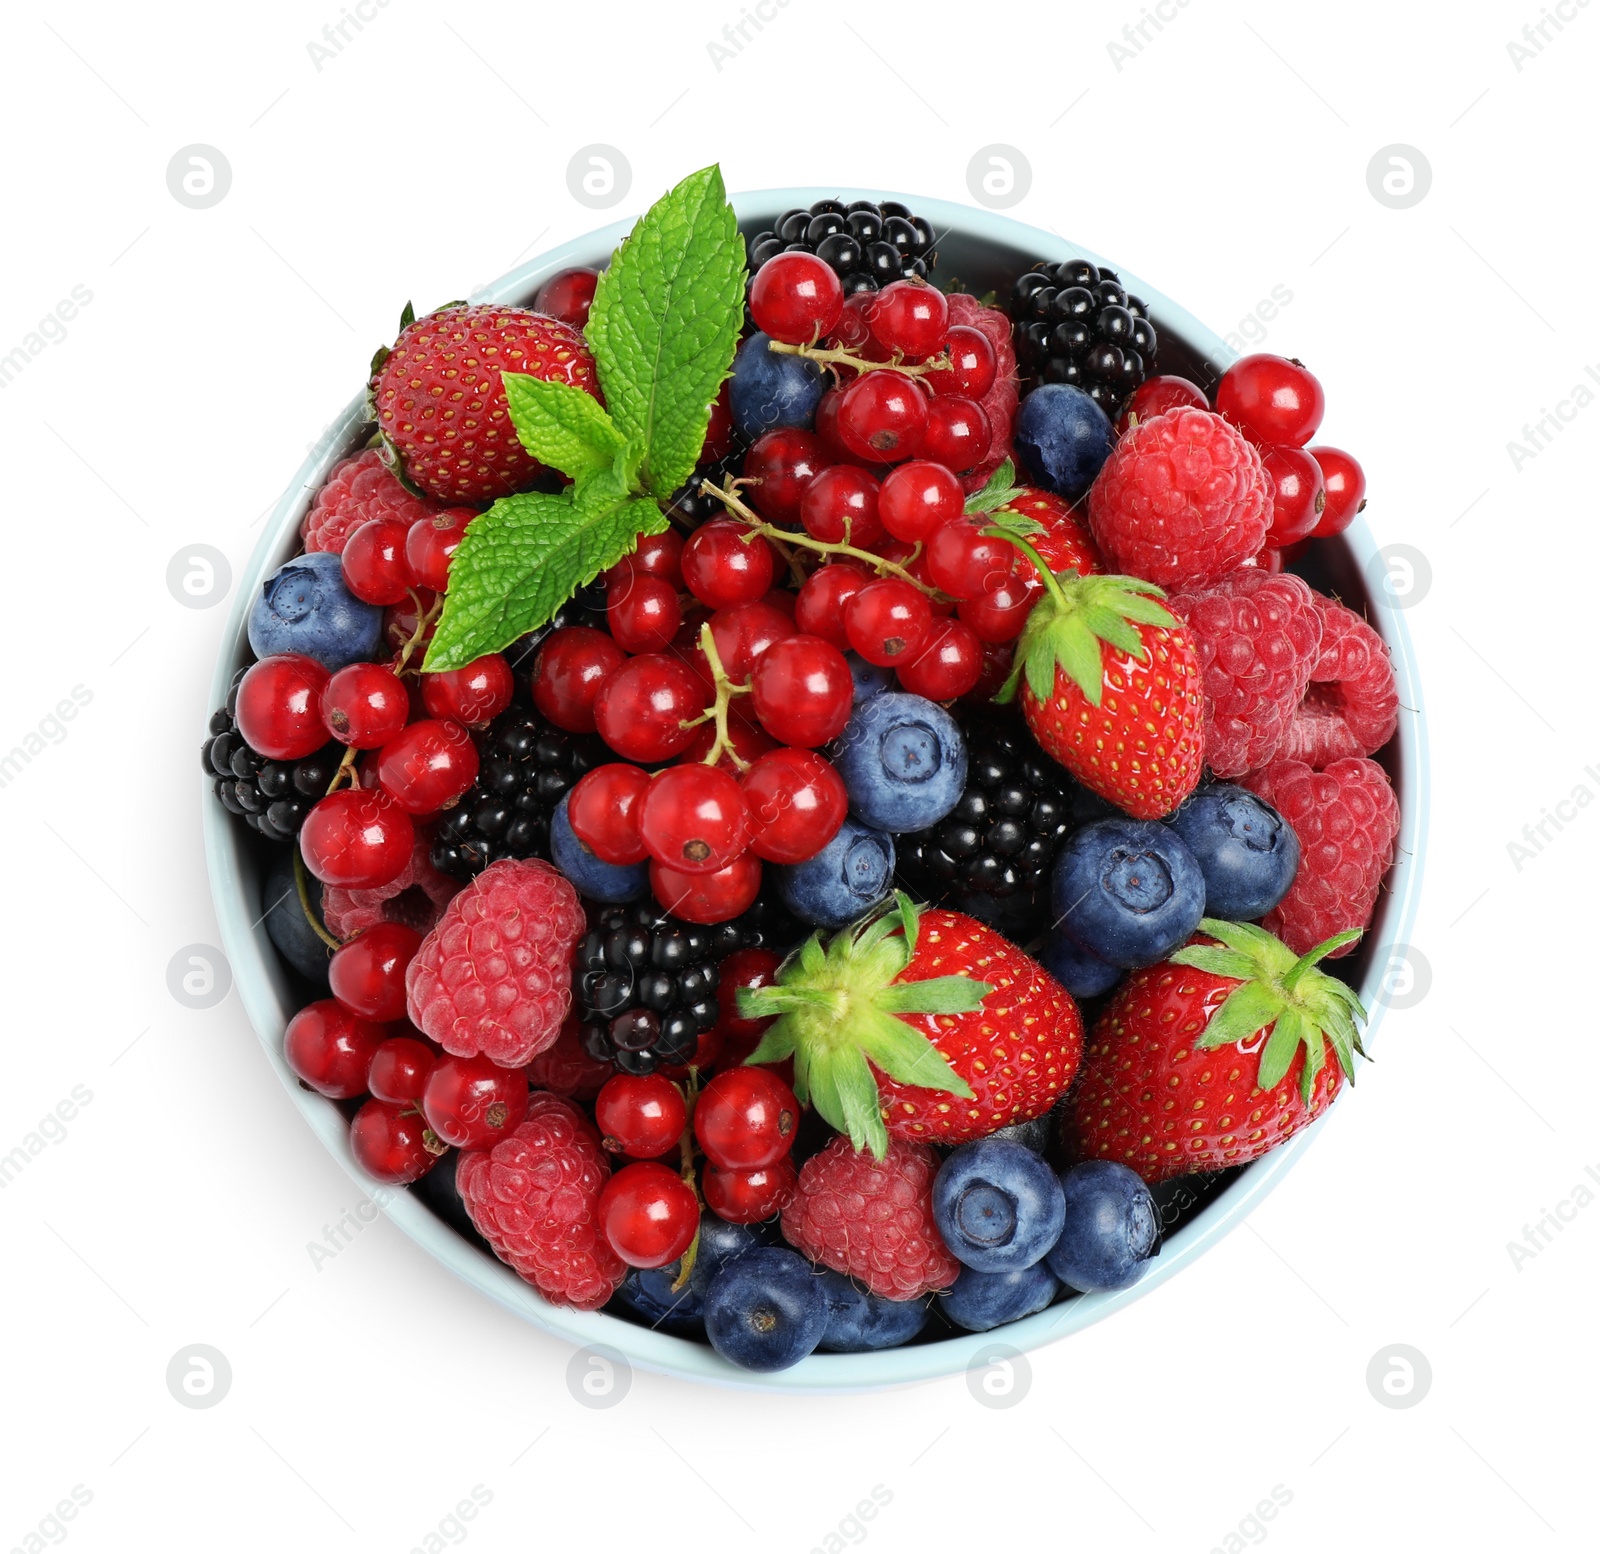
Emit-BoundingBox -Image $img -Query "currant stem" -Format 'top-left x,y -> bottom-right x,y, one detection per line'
324,743 -> 360,795
392,589 -> 443,676
684,621 -> 753,772
765,339 -> 949,381
292,844 -> 343,951
671,1072 -> 704,1294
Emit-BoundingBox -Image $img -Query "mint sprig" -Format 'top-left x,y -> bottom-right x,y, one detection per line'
422,166 -> 745,672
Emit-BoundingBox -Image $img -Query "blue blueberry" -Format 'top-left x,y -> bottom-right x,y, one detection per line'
833,692 -> 967,833
550,794 -> 649,903
774,816 -> 895,928
938,1263 -> 1059,1332
728,331 -> 826,440
1037,928 -> 1124,1000
1045,1160 -> 1160,1293
1050,817 -> 1206,969
933,1138 -> 1067,1272
687,1211 -> 769,1298
1014,383 -> 1114,501
704,1247 -> 828,1372
614,1211 -> 765,1337
816,1271 -> 931,1352
247,551 -> 383,671
844,650 -> 893,705
1165,783 -> 1300,921
262,850 -> 332,988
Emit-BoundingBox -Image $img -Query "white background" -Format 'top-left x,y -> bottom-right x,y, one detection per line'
1,0 -> 1595,1550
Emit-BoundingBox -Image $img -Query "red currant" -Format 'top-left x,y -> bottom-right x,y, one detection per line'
1115,374 -> 1208,436
836,372 -> 927,462
748,634 -> 853,746
1243,546 -> 1286,573
800,465 -> 883,547
599,1161 -> 699,1268
744,428 -> 831,523
419,653 -> 514,727
702,1156 -> 796,1224
421,1052 -> 530,1149
328,921 -> 422,1022
594,1073 -> 687,1158
813,386 -> 856,464
404,508 -> 475,593
710,948 -> 781,1046
593,654 -> 705,762
829,292 -> 875,351
615,529 -> 684,588
694,1067 -> 798,1171
925,519 -> 1015,600
650,852 -> 762,924
794,563 -> 871,648
567,763 -> 652,864
236,653 -> 331,760
879,461 -> 964,543
606,570 -> 682,653
918,396 -> 990,473
340,517 -> 415,606
366,1033 -> 438,1104
1308,446 -> 1366,538
350,1098 -> 443,1184
957,573 -> 1041,644
1215,354 -> 1325,447
682,521 -> 776,609
532,266 -> 599,328
284,999 -> 385,1098
702,600 -> 793,682
639,764 -> 750,875
1260,444 -> 1326,547
320,661 -> 409,749
897,617 -> 983,700
700,382 -> 735,466
845,577 -> 933,666
376,718 -> 478,814
678,717 -> 775,773
532,626 -> 626,735
301,788 -> 414,888
923,325 -> 997,399
868,279 -> 948,360
740,747 -> 848,864
749,251 -> 845,345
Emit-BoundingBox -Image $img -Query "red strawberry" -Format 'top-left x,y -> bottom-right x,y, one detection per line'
991,488 -> 1101,580
995,541 -> 1203,819
740,896 -> 1082,1157
370,302 -> 601,505
1063,918 -> 1367,1182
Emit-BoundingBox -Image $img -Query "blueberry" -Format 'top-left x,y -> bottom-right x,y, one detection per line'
615,1266 -> 706,1335
1045,1160 -> 1160,1292
844,650 -> 893,705
1050,817 -> 1206,969
1165,783 -> 1300,921
704,1246 -> 828,1371
774,816 -> 895,927
933,1138 -> 1066,1272
1014,383 -> 1114,500
1037,928 -> 1124,999
938,1263 -> 1059,1332
550,794 -> 649,904
261,849 -> 332,988
247,551 -> 383,670
833,692 -> 967,833
816,1271 -> 930,1352
729,331 -> 826,440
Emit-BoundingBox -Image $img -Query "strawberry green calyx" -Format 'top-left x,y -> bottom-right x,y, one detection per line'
1170,918 -> 1368,1104
738,894 -> 992,1160
991,533 -> 1177,710
962,458 -> 1028,519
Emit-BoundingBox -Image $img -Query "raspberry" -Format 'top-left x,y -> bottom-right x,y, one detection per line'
524,1016 -> 612,1102
1243,758 -> 1399,956
1169,569 -> 1324,778
1274,594 -> 1399,768
406,858 -> 586,1067
780,1135 -> 959,1299
1087,407 -> 1272,588
321,825 -> 460,940
455,1093 -> 625,1310
947,293 -> 1020,494
301,448 -> 444,556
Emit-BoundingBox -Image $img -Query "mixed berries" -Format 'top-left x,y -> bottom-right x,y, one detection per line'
221,173 -> 1402,1374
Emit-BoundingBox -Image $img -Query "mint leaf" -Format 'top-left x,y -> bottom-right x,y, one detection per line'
423,467 -> 665,672
585,165 -> 744,500
963,458 -> 1025,516
502,373 -> 631,484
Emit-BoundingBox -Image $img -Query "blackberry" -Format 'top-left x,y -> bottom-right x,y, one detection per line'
203,667 -> 340,843
745,198 -> 938,308
897,721 -> 1080,940
575,894 -> 801,1075
1008,258 -> 1159,413
430,699 -> 608,880
662,450 -> 747,530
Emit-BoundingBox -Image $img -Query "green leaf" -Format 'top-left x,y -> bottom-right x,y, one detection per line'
1257,1007 -> 1307,1093
422,467 -> 665,672
1198,980 -> 1286,1050
878,976 -> 993,1016
963,458 -> 1024,516
585,165 -> 745,500
502,372 -> 630,484
854,1009 -> 974,1100
1169,945 -> 1258,982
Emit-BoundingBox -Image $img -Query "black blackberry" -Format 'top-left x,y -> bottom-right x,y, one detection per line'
745,198 -> 939,308
203,667 -> 340,843
662,450 -> 748,530
430,699 -> 608,880
1008,258 -> 1159,413
574,894 -> 801,1075
897,721 -> 1080,940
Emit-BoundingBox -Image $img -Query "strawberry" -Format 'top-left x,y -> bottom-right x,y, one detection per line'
740,895 -> 1082,1158
1063,918 -> 1367,1183
369,302 -> 601,505
994,537 -> 1203,819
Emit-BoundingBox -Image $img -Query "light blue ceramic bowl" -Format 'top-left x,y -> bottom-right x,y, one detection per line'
205,189 -> 1426,1392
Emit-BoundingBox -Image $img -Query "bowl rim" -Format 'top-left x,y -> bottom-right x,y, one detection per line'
205,186 -> 1427,1393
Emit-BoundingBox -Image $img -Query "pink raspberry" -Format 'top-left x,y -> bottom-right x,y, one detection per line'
321,825 -> 459,940
947,294 -> 1019,494
456,1093 -> 625,1310
780,1136 -> 959,1299
1088,407 -> 1272,587
301,448 -> 455,555
1244,758 -> 1400,957
1275,594 -> 1399,768
405,858 -> 585,1067
1169,569 -> 1324,777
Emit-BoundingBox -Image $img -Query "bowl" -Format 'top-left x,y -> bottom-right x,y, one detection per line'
205,188 -> 1426,1392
